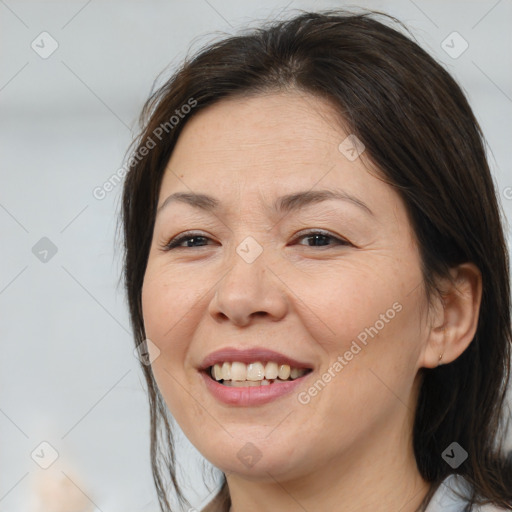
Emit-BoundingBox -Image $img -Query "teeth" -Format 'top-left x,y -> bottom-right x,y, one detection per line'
229,380 -> 259,387
290,367 -> 301,379
230,362 -> 246,381
247,362 -> 265,381
223,378 -> 273,387
278,364 -> 291,380
213,364 -> 223,380
221,362 -> 231,380
209,361 -> 309,382
264,361 -> 278,379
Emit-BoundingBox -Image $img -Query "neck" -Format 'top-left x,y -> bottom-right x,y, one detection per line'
226,404 -> 430,511
227,461 -> 429,512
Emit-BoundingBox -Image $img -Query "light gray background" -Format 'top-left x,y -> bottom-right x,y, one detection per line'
1,0 -> 511,511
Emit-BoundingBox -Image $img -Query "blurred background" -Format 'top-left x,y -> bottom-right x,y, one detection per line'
1,0 -> 511,510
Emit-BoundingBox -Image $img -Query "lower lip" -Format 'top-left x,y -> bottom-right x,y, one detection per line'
200,371 -> 310,406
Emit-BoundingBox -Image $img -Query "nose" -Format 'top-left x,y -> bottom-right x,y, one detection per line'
208,246 -> 289,327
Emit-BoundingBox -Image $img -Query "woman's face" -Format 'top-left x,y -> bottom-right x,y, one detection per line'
141,91 -> 432,480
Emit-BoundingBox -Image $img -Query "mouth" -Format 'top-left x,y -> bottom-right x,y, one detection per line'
198,347 -> 314,405
203,361 -> 312,387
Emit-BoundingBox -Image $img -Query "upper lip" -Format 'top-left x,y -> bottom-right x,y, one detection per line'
198,347 -> 313,371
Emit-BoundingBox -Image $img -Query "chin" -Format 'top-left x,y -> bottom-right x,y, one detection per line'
196,434 -> 307,481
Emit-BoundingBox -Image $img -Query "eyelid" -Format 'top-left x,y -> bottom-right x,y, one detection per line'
160,230 -> 214,250
292,228 -> 352,246
160,228 -> 354,251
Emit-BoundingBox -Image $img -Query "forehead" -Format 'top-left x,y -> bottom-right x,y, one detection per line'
158,91 -> 401,223
171,91 -> 345,158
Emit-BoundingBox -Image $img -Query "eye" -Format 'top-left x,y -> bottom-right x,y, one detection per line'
293,229 -> 352,248
162,231 -> 215,250
161,229 -> 353,251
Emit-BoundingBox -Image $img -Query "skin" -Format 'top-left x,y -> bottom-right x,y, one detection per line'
141,90 -> 482,512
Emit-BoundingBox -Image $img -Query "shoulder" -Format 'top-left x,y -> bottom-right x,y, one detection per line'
425,474 -> 511,512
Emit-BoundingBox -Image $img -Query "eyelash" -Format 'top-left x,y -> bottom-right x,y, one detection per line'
162,229 -> 352,250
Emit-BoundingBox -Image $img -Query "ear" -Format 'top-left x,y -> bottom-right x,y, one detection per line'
420,263 -> 482,368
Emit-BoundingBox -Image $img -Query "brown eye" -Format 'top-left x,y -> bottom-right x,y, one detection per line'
163,232 -> 214,250
294,230 -> 352,248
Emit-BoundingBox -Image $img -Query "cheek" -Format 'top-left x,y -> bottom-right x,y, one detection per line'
141,259 -> 207,332
292,266 -> 399,341
141,266 -> 197,359
294,261 -> 425,374
141,268 -> 205,427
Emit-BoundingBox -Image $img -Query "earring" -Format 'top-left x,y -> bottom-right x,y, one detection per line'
438,353 -> 444,366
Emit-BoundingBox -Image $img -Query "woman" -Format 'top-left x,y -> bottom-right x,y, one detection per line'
120,9 -> 512,512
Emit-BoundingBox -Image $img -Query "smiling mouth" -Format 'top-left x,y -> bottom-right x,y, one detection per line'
206,361 -> 313,387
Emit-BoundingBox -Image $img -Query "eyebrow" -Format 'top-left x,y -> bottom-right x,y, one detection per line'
156,189 -> 374,217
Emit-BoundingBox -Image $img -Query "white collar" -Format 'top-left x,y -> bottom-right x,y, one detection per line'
425,474 -> 509,511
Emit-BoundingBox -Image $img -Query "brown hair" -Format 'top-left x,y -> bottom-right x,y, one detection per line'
119,8 -> 512,511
